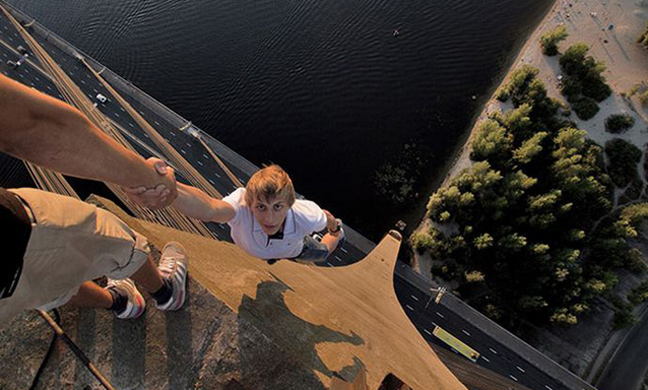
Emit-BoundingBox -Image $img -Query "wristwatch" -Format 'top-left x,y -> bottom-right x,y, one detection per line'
329,219 -> 341,233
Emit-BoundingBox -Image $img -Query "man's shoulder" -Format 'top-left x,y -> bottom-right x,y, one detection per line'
292,199 -> 323,216
222,188 -> 246,204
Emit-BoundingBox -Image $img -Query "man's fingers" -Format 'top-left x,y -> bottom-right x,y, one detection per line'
123,186 -> 148,194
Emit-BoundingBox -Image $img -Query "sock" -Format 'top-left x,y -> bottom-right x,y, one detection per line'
107,287 -> 128,314
150,277 -> 173,305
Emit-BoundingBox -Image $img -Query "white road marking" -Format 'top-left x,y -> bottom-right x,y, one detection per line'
170,131 -> 176,136
435,312 -> 444,318
462,329 -> 471,336
406,305 -> 414,311
334,256 -> 342,262
481,356 -> 490,363
411,295 -> 419,301
489,348 -> 498,355
424,329 -> 432,336
340,247 -> 348,253
208,179 -> 215,185
214,172 -> 221,178
509,375 -> 518,382
544,386 -> 554,390
197,161 -> 203,166
517,366 -> 525,373
180,149 -> 186,155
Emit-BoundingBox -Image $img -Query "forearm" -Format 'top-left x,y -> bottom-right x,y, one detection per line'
173,183 -> 234,223
323,209 -> 337,231
0,75 -> 159,188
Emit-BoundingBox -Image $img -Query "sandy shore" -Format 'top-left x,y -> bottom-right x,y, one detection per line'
412,0 -> 648,378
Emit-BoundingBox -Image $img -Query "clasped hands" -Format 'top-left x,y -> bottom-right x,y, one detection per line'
123,157 -> 178,209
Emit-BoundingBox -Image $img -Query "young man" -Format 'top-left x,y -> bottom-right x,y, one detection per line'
0,74 -> 188,325
168,164 -> 344,263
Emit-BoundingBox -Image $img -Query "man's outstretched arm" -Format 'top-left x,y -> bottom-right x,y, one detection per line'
0,74 -> 176,207
172,183 -> 235,223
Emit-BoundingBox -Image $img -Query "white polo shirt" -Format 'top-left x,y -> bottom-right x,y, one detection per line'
222,188 -> 327,259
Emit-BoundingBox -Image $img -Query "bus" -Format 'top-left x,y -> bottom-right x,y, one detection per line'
432,325 -> 480,363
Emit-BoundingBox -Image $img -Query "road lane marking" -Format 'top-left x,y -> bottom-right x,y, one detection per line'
411,295 -> 419,301
544,386 -> 554,390
435,312 -> 444,318
406,305 -> 414,311
481,356 -> 490,363
509,375 -> 518,382
340,247 -> 348,253
424,329 -> 432,335
489,348 -> 498,355
462,329 -> 471,336
334,256 -> 342,262
516,366 -> 525,373
197,161 -> 203,166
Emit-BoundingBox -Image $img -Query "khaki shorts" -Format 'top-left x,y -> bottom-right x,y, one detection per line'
0,188 -> 149,325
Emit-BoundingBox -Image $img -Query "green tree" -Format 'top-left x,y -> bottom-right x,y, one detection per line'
540,25 -> 568,56
470,119 -> 513,165
513,131 -> 548,164
604,138 -> 642,187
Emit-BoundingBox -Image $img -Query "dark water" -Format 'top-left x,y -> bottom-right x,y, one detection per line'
6,0 -> 554,240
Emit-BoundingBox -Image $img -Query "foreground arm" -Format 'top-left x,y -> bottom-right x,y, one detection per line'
0,75 -> 176,206
323,209 -> 341,234
172,183 -> 235,223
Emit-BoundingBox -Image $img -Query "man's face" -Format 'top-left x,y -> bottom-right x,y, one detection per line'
251,195 -> 290,235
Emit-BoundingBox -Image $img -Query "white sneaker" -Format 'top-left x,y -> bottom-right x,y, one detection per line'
155,242 -> 188,311
106,278 -> 146,319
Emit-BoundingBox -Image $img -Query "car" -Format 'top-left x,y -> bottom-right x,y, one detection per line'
96,94 -> 107,103
6,60 -> 17,69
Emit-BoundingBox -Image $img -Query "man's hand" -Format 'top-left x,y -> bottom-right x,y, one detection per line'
122,157 -> 177,209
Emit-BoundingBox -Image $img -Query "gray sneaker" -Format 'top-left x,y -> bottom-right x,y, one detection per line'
107,278 -> 146,319
155,242 -> 188,311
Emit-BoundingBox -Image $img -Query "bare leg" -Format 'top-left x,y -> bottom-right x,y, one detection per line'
321,233 -> 342,253
66,281 -> 113,308
128,254 -> 164,293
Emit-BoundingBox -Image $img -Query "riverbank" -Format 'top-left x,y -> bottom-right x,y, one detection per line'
412,0 -> 648,380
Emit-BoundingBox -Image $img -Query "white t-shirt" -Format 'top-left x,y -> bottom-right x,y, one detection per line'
222,188 -> 327,259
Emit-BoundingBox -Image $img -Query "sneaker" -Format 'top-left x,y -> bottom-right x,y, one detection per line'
107,278 -> 146,319
155,241 -> 188,311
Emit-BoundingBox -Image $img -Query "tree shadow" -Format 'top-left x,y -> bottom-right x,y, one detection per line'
237,280 -> 365,385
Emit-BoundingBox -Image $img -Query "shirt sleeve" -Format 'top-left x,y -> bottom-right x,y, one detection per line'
294,199 -> 327,233
221,188 -> 246,226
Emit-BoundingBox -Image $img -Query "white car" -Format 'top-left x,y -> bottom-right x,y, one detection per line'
96,94 -> 107,103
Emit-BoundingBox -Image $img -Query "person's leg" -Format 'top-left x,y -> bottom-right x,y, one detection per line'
128,255 -> 164,293
295,236 -> 331,263
321,232 -> 343,253
65,281 -> 112,308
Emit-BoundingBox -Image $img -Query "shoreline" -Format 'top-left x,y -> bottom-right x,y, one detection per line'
411,0 -> 648,379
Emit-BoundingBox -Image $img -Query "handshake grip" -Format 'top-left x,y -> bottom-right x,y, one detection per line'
122,157 -> 178,209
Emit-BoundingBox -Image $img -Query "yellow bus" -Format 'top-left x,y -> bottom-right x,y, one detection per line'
432,325 -> 480,363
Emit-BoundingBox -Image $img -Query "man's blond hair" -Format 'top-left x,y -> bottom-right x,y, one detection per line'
245,164 -> 296,206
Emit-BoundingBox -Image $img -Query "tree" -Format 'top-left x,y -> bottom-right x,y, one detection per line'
559,43 -> 612,119
604,138 -> 642,187
540,25 -> 568,56
513,131 -> 548,164
470,119 -> 513,165
605,113 -> 635,134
